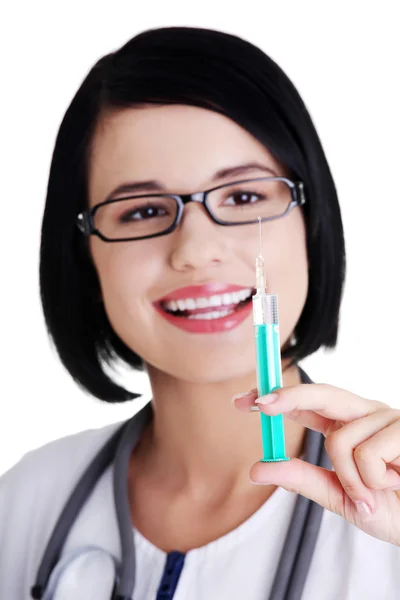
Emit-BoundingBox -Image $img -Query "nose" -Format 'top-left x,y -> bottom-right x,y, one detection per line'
169,203 -> 230,272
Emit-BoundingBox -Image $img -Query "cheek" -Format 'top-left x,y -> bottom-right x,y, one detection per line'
90,240 -> 153,320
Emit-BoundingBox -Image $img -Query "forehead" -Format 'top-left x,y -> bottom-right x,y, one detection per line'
87,104 -> 283,205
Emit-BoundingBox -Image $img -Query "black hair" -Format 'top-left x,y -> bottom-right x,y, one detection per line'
39,26 -> 346,402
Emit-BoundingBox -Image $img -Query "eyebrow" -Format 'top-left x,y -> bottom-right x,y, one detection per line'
104,162 -> 278,201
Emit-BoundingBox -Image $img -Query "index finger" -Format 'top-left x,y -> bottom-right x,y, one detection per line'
256,383 -> 384,423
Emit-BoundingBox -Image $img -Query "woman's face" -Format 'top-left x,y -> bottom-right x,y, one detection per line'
88,105 -> 308,383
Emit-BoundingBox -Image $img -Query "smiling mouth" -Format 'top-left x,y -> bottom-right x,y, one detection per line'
158,288 -> 255,320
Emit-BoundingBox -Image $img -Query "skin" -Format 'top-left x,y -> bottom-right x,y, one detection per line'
87,104 -> 400,552
235,387 -> 400,546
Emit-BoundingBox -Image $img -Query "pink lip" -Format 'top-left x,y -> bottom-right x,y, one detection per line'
153,281 -> 254,334
156,282 -> 252,302
154,298 -> 253,334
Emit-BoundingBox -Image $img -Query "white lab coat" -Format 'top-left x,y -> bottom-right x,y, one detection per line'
1,418 -> 400,599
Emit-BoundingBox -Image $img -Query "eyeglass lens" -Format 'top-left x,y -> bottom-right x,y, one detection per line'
93,179 -> 293,240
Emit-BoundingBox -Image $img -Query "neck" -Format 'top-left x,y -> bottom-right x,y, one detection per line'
133,361 -> 305,502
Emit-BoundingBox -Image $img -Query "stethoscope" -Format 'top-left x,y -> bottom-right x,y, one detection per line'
31,367 -> 331,600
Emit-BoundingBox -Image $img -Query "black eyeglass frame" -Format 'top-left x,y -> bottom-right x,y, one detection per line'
76,176 -> 306,243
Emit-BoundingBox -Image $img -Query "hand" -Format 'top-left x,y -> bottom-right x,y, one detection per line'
233,383 -> 400,546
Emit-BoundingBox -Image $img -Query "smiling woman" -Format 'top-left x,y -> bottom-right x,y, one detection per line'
2,25 -> 400,600
84,103 -> 309,386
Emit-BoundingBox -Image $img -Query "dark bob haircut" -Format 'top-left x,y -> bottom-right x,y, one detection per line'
39,26 -> 346,403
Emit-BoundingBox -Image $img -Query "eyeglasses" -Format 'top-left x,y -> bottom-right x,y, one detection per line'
76,176 -> 306,243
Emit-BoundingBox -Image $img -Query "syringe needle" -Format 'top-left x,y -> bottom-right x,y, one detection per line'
256,217 -> 266,291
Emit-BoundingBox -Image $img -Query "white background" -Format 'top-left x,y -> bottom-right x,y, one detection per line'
1,1 -> 399,476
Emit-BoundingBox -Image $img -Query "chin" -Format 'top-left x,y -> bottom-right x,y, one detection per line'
165,352 -> 256,384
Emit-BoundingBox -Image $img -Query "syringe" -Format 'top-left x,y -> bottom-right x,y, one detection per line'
252,217 -> 289,463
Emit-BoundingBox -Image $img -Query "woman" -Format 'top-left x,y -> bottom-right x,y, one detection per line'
1,25 -> 399,600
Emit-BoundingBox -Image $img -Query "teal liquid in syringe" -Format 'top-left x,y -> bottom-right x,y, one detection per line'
252,217 -> 290,463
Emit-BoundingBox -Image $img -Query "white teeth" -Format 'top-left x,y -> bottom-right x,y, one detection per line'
188,309 -> 235,320
177,299 -> 187,311
237,289 -> 251,301
163,288 -> 253,313
185,298 -> 197,310
232,291 -> 244,304
195,297 -> 209,309
209,295 -> 223,307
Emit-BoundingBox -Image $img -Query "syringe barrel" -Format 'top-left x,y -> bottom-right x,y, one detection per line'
252,291 -> 289,462
252,293 -> 279,326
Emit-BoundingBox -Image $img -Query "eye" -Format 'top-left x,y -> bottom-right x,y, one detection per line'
119,204 -> 168,222
224,191 -> 266,206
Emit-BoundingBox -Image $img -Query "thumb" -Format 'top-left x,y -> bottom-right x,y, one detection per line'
250,458 -> 348,517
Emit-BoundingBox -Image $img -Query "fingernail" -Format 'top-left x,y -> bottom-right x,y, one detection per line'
231,390 -> 257,403
354,501 -> 372,518
255,393 -> 279,405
